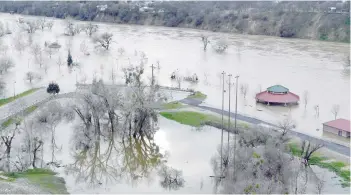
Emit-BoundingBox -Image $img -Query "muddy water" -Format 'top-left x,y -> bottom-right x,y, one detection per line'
1,13 -> 349,139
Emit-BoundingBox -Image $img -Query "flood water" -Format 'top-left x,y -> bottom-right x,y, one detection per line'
1,13 -> 349,140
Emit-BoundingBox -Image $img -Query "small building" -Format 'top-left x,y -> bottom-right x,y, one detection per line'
255,85 -> 300,106
323,119 -> 350,138
328,7 -> 336,12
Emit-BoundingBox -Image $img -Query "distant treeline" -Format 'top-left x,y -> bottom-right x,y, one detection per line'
0,1 -> 349,42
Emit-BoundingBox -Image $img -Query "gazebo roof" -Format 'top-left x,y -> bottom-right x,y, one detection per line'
267,85 -> 289,93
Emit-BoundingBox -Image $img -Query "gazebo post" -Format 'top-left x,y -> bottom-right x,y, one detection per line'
284,103 -> 287,107
267,102 -> 270,106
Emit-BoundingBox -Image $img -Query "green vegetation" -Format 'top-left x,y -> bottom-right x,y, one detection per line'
253,152 -> 261,158
160,111 -> 249,129
2,168 -> 68,194
187,91 -> 207,100
1,105 -> 38,128
162,101 -> 184,109
288,143 -> 350,187
0,88 -> 39,107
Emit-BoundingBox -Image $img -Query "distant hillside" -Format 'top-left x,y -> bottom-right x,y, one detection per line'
0,1 -> 349,42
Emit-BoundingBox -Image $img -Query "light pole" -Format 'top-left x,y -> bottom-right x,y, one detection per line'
220,71 -> 226,175
227,74 -> 232,161
150,64 -> 156,86
233,75 -> 239,179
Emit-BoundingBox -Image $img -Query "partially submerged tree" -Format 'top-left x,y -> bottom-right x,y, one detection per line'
331,104 -> 340,119
26,71 -> 35,83
79,40 -> 89,56
201,35 -> 210,51
240,83 -> 249,99
47,82 -> 60,95
278,117 -> 296,137
0,56 -> 15,74
93,32 -> 113,50
37,18 -> 46,31
67,49 -> 73,67
118,47 -> 125,55
84,22 -> 98,37
213,39 -> 228,53
46,20 -> 54,30
45,47 -> 55,59
0,121 -> 21,172
303,90 -> 309,109
13,33 -> 26,54
23,20 -> 38,34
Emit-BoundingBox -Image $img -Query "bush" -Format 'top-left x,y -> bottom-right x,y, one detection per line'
47,82 -> 60,95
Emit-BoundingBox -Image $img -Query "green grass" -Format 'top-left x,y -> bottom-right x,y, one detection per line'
160,111 -> 249,129
0,88 -> 39,107
187,91 -> 207,100
162,101 -> 184,109
1,105 -> 38,128
2,168 -> 68,193
288,142 -> 350,187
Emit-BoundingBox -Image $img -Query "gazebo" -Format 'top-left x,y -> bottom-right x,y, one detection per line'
255,85 -> 300,106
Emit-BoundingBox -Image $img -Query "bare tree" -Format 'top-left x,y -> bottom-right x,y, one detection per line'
45,47 -> 55,59
176,76 -> 182,89
0,79 -> 5,96
84,22 -> 98,37
110,67 -> 116,84
314,105 -> 319,117
118,47 -> 125,55
31,43 -> 42,58
13,33 -> 26,54
201,35 -> 210,51
278,117 -> 296,137
37,18 -> 46,31
240,83 -> 249,99
26,71 -> 35,83
46,20 -> 54,30
64,17 -> 81,36
213,39 -> 228,53
303,90 -> 309,109
56,56 -> 64,71
0,122 -> 21,172
0,56 -> 15,74
299,139 -> 324,164
79,40 -> 89,56
22,20 -> 38,34
93,32 -> 113,50
315,174 -> 325,194
331,104 -> 340,119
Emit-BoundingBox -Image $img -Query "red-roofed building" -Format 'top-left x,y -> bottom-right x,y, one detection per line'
255,85 -> 300,106
323,118 -> 350,138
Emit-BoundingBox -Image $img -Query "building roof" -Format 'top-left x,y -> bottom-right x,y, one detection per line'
255,91 -> 300,103
323,119 -> 350,132
267,85 -> 289,93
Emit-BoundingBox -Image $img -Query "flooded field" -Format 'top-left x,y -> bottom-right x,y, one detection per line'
0,13 -> 349,140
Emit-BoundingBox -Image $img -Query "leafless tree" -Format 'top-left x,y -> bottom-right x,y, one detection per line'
45,47 -> 55,59
158,164 -> 185,190
46,20 -> 54,30
56,56 -> 64,71
0,122 -> 21,172
213,39 -> 228,53
0,21 -> 4,37
299,139 -> 324,164
64,17 -> 81,36
0,39 -> 8,55
118,47 -> 125,55
93,32 -> 113,50
240,83 -> 249,99
331,104 -> 340,119
278,117 -> 296,137
303,90 -> 309,109
201,35 -> 210,51
110,67 -> 116,84
13,33 -> 26,54
31,43 -> 42,58
0,79 -> 5,96
80,40 -> 89,56
84,22 -> 98,37
26,71 -> 35,83
23,20 -> 38,33
176,76 -> 182,89
37,18 -> 46,31
314,105 -> 319,117
0,56 -> 15,74
315,173 -> 325,194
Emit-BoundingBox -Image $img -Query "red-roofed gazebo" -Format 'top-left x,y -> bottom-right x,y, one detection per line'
255,85 -> 300,106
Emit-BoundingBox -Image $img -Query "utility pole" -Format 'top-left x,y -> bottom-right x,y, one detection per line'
220,71 -> 226,175
233,75 -> 239,180
150,64 -> 156,85
227,74 -> 232,161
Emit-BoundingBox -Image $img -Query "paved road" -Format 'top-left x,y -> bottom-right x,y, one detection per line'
0,88 -> 50,121
180,97 -> 351,157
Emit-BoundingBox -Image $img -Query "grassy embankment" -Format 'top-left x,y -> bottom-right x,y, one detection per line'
289,143 -> 350,187
0,88 -> 39,107
1,105 -> 38,128
0,168 -> 68,193
161,91 -> 249,129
